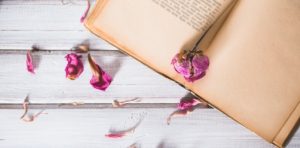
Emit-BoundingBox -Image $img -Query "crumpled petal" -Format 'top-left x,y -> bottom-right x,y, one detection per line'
20,96 -> 46,122
177,98 -> 200,110
88,53 -> 112,91
80,0 -> 90,23
167,98 -> 202,125
26,50 -> 35,74
65,53 -> 84,80
171,51 -> 209,82
171,53 -> 192,79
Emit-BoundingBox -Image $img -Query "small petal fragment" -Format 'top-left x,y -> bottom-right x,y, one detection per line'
20,96 -> 45,122
80,0 -> 90,23
112,98 -> 141,108
26,50 -> 35,74
167,98 -> 202,125
88,54 -> 112,91
177,98 -> 200,110
65,53 -> 84,80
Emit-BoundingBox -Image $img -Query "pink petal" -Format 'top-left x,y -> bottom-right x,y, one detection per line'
65,53 -> 84,80
177,98 -> 200,110
88,54 -> 112,91
80,0 -> 90,23
26,50 -> 35,74
112,98 -> 141,108
105,133 -> 126,138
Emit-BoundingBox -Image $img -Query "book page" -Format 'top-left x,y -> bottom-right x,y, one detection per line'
152,0 -> 227,32
85,0 -> 300,147
87,0 -> 233,83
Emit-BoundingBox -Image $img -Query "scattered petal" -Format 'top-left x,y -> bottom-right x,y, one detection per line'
112,98 -> 142,108
167,97 -> 203,125
166,109 -> 191,125
105,114 -> 144,138
26,50 -> 35,74
21,110 -> 46,122
20,96 -> 46,122
177,98 -> 200,110
80,0 -> 90,23
20,95 -> 30,119
65,53 -> 84,80
88,53 -> 112,91
171,50 -> 209,82
74,44 -> 89,53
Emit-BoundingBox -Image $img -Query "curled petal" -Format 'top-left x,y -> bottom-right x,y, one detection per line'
188,54 -> 209,82
177,98 -> 200,110
74,44 -> 89,53
88,54 -> 112,91
20,96 -> 46,122
166,109 -> 190,125
171,53 -> 192,79
112,98 -> 141,108
65,53 -> 84,80
26,51 -> 35,74
80,0 -> 90,23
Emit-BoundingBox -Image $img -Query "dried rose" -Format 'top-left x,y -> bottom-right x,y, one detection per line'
88,53 -> 112,91
80,0 -> 90,23
65,53 -> 84,80
171,50 -> 209,82
26,50 -> 35,74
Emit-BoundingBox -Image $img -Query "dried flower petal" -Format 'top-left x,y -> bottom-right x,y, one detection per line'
74,44 -> 89,53
21,110 -> 46,122
65,53 -> 84,80
171,51 -> 209,82
20,95 -> 30,119
177,98 -> 200,110
80,0 -> 90,23
112,98 -> 141,108
105,115 -> 143,138
166,109 -> 190,125
20,96 -> 46,122
26,50 -> 35,74
167,98 -> 202,125
88,53 -> 112,91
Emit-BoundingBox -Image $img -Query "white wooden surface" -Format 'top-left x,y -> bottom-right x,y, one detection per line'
0,0 -> 299,147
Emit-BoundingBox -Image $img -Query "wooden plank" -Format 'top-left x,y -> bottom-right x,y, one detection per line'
0,108 -> 293,148
0,50 -> 189,103
0,0 -> 115,50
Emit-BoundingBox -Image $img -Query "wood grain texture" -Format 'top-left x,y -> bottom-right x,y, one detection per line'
0,50 -> 189,104
0,0 -> 116,50
2,108 -> 297,148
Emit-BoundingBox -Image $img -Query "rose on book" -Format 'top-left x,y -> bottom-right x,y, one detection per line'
171,50 -> 209,82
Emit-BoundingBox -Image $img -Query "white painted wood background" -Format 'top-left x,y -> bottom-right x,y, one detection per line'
0,0 -> 299,147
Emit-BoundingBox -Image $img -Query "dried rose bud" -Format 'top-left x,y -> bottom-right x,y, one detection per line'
177,98 -> 200,111
88,53 -> 112,91
171,51 -> 209,82
26,50 -> 35,74
65,53 -> 84,80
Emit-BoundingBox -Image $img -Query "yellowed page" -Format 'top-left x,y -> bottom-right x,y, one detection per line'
86,0 -> 233,86
85,0 -> 300,147
191,0 -> 300,147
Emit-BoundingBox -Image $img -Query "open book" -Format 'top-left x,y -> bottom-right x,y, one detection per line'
84,0 -> 300,147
